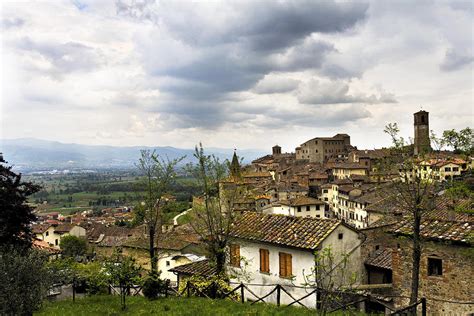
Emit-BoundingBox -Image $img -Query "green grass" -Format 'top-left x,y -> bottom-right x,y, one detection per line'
36,295 -> 364,316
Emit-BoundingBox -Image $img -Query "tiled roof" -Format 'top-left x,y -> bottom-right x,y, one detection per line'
32,239 -> 61,254
365,248 -> 392,270
32,224 -> 51,234
169,259 -> 216,277
390,218 -> 473,245
54,224 -> 75,233
280,196 -> 325,207
230,212 -> 343,250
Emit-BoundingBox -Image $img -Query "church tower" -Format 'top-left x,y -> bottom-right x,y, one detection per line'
414,110 -> 431,155
230,150 -> 241,178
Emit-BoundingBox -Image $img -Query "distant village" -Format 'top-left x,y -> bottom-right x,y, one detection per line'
31,111 -> 473,314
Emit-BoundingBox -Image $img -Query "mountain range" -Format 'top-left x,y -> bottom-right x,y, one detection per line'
0,138 -> 267,171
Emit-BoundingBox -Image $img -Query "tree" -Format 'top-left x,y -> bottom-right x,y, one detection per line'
303,246 -> 358,315
185,144 -> 245,275
136,150 -> 184,272
442,127 -> 474,154
105,251 -> 142,311
0,155 -> 40,248
382,124 -> 441,304
0,246 -> 53,315
60,235 -> 88,258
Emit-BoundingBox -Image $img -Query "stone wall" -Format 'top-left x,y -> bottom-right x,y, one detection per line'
392,239 -> 474,315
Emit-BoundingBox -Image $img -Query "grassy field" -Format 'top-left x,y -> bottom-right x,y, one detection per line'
36,295 -> 369,316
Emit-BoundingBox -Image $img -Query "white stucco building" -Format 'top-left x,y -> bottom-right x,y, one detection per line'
261,196 -> 328,219
228,212 -> 363,308
32,223 -> 86,248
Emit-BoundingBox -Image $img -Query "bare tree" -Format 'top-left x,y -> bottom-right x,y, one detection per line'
382,123 -> 441,304
136,150 -> 184,272
185,144 -> 245,275
303,246 -> 358,315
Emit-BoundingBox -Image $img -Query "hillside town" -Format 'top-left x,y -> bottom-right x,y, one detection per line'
24,111 -> 473,315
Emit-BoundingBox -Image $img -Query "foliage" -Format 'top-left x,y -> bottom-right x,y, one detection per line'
60,235 -> 88,258
185,144 -> 246,275
47,258 -> 109,294
442,127 -> 473,154
104,251 -> 142,310
178,275 -> 238,300
76,261 -> 109,294
444,181 -> 473,213
0,246 -> 53,315
142,271 -> 169,300
0,156 -> 41,247
303,246 -> 358,316
36,295 -> 336,316
136,149 -> 184,272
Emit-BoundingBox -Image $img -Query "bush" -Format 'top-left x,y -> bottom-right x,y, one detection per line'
178,275 -> 238,300
142,272 -> 169,299
60,235 -> 88,258
0,246 -> 53,315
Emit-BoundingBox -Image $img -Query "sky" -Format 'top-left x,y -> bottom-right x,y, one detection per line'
0,0 -> 472,152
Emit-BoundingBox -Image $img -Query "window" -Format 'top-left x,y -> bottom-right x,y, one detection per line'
166,261 -> 170,267
338,233 -> 343,240
55,239 -> 58,246
260,249 -> 270,273
445,167 -> 451,172
306,206 -> 310,211
453,167 -> 459,172
428,258 -> 442,276
323,189 -> 328,193
230,244 -> 240,267
279,252 -> 292,277
316,205 -> 320,210
297,206 -> 301,212
46,231 -> 49,236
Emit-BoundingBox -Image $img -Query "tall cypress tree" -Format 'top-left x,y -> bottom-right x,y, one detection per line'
0,154 -> 40,248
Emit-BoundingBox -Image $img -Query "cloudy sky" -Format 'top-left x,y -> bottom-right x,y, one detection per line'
1,0 -> 472,152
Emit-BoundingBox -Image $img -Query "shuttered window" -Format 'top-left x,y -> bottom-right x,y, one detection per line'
279,252 -> 292,277
259,249 -> 270,273
230,244 -> 240,267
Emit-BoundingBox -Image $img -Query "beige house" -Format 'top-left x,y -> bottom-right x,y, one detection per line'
331,162 -> 369,180
262,196 -> 328,219
33,223 -> 86,248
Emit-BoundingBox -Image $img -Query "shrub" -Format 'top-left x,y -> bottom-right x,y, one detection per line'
0,246 -> 53,315
178,275 -> 238,300
142,272 -> 169,299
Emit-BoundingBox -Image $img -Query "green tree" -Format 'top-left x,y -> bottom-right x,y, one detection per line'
136,150 -> 184,272
0,246 -> 53,315
60,235 -> 88,258
0,155 -> 41,248
442,127 -> 474,154
105,251 -> 142,310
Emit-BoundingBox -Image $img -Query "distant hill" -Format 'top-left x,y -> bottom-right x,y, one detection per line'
0,138 -> 267,171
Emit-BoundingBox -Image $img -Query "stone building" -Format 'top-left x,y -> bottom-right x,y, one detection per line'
414,110 -> 431,155
296,133 -> 352,163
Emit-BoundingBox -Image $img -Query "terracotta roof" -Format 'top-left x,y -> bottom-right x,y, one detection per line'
332,162 -> 368,170
243,172 -> 272,178
169,259 -> 216,277
351,149 -> 391,160
280,196 -> 325,207
230,212 -> 344,250
32,239 -> 61,254
32,224 -> 51,234
54,224 -> 76,233
365,248 -> 392,270
390,219 -> 473,245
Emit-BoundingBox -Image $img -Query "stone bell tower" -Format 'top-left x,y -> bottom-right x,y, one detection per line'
414,110 -> 431,155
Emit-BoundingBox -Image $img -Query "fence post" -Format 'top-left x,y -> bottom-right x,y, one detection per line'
276,285 -> 281,307
240,283 -> 245,304
186,281 -> 190,297
421,298 -> 427,316
72,277 -> 76,302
